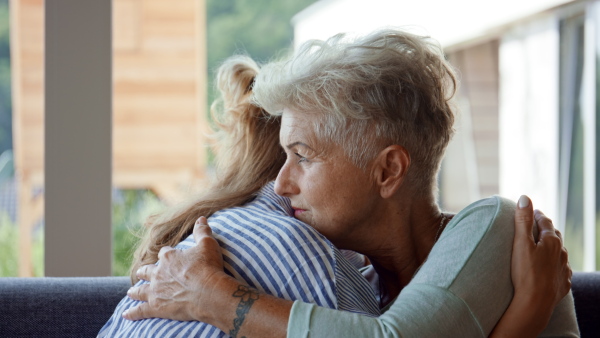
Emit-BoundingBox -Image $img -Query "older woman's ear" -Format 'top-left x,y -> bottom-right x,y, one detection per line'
373,145 -> 411,198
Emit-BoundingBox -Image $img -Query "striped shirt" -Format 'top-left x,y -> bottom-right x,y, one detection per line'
98,182 -> 380,337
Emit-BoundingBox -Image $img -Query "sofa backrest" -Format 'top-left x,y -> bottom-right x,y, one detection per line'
0,276 -> 130,337
0,273 -> 598,337
572,271 -> 600,337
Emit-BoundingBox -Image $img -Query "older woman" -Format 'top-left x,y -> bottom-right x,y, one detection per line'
124,29 -> 577,337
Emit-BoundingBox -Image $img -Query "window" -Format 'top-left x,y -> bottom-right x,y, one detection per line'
559,5 -> 600,271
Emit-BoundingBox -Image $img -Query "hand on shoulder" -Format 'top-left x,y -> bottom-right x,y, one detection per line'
123,216 -> 229,322
491,195 -> 572,338
512,196 -> 571,312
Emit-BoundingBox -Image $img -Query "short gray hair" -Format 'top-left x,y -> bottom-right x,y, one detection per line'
253,29 -> 457,196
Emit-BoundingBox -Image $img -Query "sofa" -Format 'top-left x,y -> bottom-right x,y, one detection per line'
0,273 -> 599,337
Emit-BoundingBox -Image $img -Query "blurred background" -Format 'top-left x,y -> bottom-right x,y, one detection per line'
1,0 -> 598,277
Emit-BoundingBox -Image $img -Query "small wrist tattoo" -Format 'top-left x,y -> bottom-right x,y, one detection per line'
229,285 -> 259,338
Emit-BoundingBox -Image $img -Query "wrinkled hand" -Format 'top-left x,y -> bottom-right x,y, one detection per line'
512,196 -> 572,321
123,216 -> 225,322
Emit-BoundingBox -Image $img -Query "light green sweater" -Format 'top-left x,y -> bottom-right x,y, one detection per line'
288,196 -> 580,337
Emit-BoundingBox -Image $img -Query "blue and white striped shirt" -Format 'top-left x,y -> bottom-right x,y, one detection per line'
98,182 -> 379,337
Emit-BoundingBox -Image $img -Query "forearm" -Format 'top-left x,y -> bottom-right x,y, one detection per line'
201,273 -> 291,338
490,293 -> 550,338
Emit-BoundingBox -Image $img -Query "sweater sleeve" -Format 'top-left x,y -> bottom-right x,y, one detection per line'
287,196 -> 580,337
288,284 -> 482,337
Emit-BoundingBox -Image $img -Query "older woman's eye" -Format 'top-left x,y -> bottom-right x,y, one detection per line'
295,153 -> 308,164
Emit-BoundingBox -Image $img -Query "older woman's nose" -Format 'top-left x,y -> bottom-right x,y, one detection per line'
274,163 -> 298,197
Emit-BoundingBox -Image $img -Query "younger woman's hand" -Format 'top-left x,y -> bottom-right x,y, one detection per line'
512,196 -> 572,312
491,196 -> 572,338
123,216 -> 227,322
493,195 -> 572,338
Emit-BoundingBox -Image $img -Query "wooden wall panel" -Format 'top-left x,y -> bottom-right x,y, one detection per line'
11,0 -> 44,178
443,40 -> 500,211
12,0 -> 208,186
10,0 -> 44,277
112,0 -> 207,190
11,0 -> 208,276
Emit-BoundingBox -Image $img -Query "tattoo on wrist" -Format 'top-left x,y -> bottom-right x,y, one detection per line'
229,285 -> 259,338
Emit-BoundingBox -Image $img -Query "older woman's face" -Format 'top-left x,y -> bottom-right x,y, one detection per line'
274,108 -> 380,248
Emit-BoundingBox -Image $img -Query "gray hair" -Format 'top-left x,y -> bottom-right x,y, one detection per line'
253,29 -> 457,196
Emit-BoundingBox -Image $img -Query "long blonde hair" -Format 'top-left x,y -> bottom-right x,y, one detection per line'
130,55 -> 284,283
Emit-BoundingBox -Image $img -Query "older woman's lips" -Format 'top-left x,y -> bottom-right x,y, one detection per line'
292,208 -> 306,218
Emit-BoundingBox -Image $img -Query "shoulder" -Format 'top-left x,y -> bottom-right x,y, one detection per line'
412,196 -> 516,288
445,196 -> 516,235
176,183 -> 333,254
251,181 -> 295,215
206,185 -> 343,307
208,182 -> 332,249
441,195 -> 517,257
436,196 -> 516,250
409,197 -> 518,332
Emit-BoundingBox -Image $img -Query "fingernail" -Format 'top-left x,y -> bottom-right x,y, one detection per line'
136,268 -> 142,277
127,288 -> 132,296
122,310 -> 129,318
518,195 -> 529,208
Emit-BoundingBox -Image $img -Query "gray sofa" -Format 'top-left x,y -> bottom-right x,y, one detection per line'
0,273 -> 599,337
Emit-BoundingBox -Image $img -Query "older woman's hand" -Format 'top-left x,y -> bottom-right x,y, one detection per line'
122,216 -> 226,322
